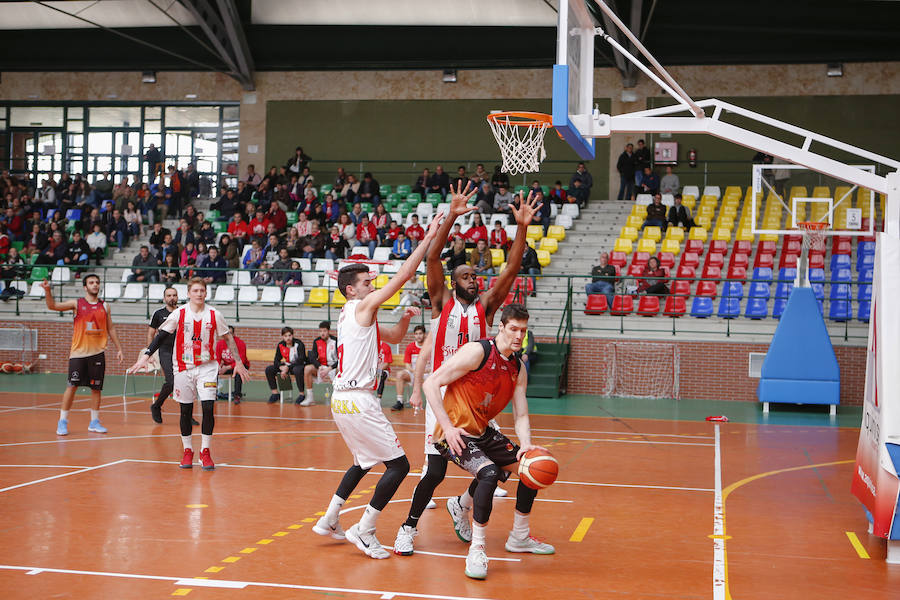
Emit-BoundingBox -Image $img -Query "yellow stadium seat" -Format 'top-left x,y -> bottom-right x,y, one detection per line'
859,199 -> 872,217
620,225 -> 639,241
661,238 -> 681,255
642,226 -> 662,242
526,225 -> 543,240
383,291 -> 401,307
724,186 -> 742,200
331,289 -> 346,306
636,238 -> 657,254
789,186 -> 808,200
695,215 -> 712,230
688,227 -> 708,241
834,186 -> 853,204
712,228 -> 732,242
307,287 -> 329,307
490,248 -> 505,266
665,226 -> 685,242
626,214 -> 643,228
812,186 -> 831,198
759,233 -> 779,242
526,237 -> 536,249
736,228 -> 755,242
681,195 -> 696,209
499,262 -> 507,273
613,237 -> 633,254
631,204 -> 648,218
697,204 -> 715,219
373,274 -> 389,288
715,217 -> 734,231
536,250 -> 551,267
720,204 -> 738,219
547,225 -> 566,241
539,237 -> 558,254
700,194 -> 718,206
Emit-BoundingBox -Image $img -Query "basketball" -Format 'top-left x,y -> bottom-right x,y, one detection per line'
0,363 -> 13,373
518,448 -> 559,490
10,364 -> 23,373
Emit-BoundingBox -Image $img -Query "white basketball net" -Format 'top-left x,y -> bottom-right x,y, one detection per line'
487,113 -> 550,175
799,222 -> 827,253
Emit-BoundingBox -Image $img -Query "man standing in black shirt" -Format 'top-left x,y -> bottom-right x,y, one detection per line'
145,144 -> 163,184
148,287 -> 197,425
633,139 -> 651,189
616,144 -> 635,200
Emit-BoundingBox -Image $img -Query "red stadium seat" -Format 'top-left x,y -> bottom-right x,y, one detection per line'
627,263 -> 644,277
758,240 -> 777,255
705,252 -> 725,269
755,252 -> 775,268
702,264 -> 722,280
637,295 -> 660,316
696,280 -> 718,297
658,252 -> 675,269
610,295 -> 634,316
733,240 -> 752,255
684,239 -> 704,254
680,252 -> 700,268
676,264 -> 696,279
779,252 -> 798,269
809,253 -> 825,269
709,240 -> 728,255
664,295 -> 686,317
729,253 -> 749,268
783,238 -> 801,255
672,280 -> 691,296
584,294 -> 608,314
631,251 -> 650,267
727,265 -> 747,281
609,251 -> 627,267
832,238 -> 852,255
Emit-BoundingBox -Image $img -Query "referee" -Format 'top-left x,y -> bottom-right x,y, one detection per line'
148,287 -> 197,425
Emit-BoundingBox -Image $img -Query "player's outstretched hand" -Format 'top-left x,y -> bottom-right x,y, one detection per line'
448,181 -> 478,217
401,306 -> 420,320
516,443 -> 548,461
126,354 -> 150,375
235,363 -> 251,383
511,190 -> 542,227
423,212 -> 446,240
39,279 -> 51,291
444,425 -> 468,455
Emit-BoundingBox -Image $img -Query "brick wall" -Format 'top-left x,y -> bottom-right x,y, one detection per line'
1,320 -> 867,405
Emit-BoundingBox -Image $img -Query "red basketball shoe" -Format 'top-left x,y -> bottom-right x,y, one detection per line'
179,448 -> 194,468
199,448 -> 215,471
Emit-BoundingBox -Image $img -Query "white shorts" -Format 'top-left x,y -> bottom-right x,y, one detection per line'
173,361 -> 219,404
332,390 -> 405,470
314,365 -> 335,384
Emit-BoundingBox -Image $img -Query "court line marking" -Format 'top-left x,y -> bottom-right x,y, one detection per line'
713,424 -> 725,600
0,399 -> 147,414
0,389 -> 156,414
0,459 -> 127,494
0,564 -> 497,600
569,518 -> 594,542
845,532 -> 870,559
0,464 -> 90,469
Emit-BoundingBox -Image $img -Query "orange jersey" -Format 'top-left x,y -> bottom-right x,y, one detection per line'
70,297 -> 109,358
434,340 -> 521,440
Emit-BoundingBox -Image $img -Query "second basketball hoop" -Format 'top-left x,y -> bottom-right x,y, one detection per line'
486,111 -> 552,175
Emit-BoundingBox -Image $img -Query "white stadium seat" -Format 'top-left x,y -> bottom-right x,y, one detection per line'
148,283 -> 165,301
283,286 -> 304,306
259,286 -> 283,305
301,272 -> 320,287
51,267 -> 71,282
29,281 -> 46,298
213,285 -> 234,303
238,285 -> 258,303
372,247 -> 392,262
103,282 -> 121,300
314,258 -> 334,272
122,283 -> 143,302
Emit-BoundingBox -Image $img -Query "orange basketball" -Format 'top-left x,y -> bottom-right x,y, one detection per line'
518,448 -> 559,490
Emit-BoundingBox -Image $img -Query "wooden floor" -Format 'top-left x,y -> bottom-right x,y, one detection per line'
0,381 -> 894,599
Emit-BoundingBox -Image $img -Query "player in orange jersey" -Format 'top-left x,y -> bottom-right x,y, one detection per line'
42,275 -> 124,435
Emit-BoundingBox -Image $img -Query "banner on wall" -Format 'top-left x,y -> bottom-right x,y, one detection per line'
851,233 -> 900,539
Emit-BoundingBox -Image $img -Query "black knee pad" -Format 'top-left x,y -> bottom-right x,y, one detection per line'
200,400 -> 214,435
476,464 -> 501,485
385,455 -> 410,478
179,402 -> 193,436
421,455 -> 447,486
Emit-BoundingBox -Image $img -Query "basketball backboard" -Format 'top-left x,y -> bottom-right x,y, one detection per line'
553,0 -> 599,160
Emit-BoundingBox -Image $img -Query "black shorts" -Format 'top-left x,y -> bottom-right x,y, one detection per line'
435,426 -> 519,482
67,353 -> 106,390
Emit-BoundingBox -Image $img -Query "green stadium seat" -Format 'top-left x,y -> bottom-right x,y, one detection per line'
426,193 -> 442,205
379,185 -> 392,196
406,193 -> 422,203
397,202 -> 411,216
361,203 -> 374,213
320,184 -> 333,195
207,209 -> 220,220
286,212 -> 298,225
387,193 -> 403,203
29,266 -> 48,283
514,185 -> 528,196
11,241 -> 24,251
213,221 -> 227,233
396,185 -> 412,195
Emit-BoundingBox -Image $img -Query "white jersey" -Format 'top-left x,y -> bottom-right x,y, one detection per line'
430,296 -> 487,372
334,299 -> 380,392
158,303 -> 229,372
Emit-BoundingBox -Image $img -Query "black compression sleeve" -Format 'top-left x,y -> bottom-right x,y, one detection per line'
146,330 -> 173,355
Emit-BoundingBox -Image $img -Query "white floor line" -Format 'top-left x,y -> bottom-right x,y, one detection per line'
713,424 -> 725,600
0,464 -> 89,469
0,399 -> 146,413
0,459 -> 127,494
529,434 -> 714,446
0,430 -> 341,448
529,426 -> 714,439
0,564 -> 496,600
0,390 -> 157,414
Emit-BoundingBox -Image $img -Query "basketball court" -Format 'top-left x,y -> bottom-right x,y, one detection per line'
0,376 -> 892,599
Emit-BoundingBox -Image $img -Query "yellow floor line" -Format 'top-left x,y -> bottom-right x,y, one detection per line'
301,517 -> 316,523
171,589 -> 192,596
204,566 -> 223,573
845,531 -> 870,559
569,517 -> 594,542
221,556 -> 241,563
273,531 -> 289,536
287,524 -> 302,529
257,539 -> 274,545
239,547 -> 257,554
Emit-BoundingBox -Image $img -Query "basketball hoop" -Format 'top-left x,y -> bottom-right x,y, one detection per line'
486,111 -> 552,175
797,221 -> 828,253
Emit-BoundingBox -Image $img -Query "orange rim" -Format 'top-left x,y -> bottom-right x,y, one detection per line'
796,221 -> 829,230
486,111 -> 553,128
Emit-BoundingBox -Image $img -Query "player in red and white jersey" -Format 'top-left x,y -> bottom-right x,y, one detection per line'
127,277 -> 250,470
393,182 -> 541,556
390,324 -> 427,411
312,212 -> 445,561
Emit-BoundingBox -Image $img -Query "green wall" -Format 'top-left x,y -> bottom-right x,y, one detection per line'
265,98 -> 610,190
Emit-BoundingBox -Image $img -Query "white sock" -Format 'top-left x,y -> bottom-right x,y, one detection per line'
512,511 -> 530,539
181,435 -> 193,450
324,494 -> 345,523
471,523 -> 487,548
397,394 -> 404,403
459,488 -> 474,510
358,504 -> 381,534
90,409 -> 100,421
201,434 -> 212,450
59,410 -> 69,420
307,389 -> 314,402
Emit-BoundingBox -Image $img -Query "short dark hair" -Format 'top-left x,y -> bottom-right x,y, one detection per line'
413,325 -> 426,333
318,320 -> 331,329
82,273 -> 99,286
228,325 -> 235,333
500,303 -> 529,325
281,326 -> 294,335
337,263 -> 369,297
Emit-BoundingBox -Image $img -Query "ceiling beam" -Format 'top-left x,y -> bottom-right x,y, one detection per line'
178,0 -> 255,90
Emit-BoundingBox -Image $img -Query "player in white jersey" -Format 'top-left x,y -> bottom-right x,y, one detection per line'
394,182 -> 541,555
127,277 -> 250,470
313,212 -> 445,560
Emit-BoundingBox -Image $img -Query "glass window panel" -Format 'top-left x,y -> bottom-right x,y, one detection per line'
223,106 -> 239,120
144,119 -> 161,133
145,107 -> 162,119
196,158 -> 214,172
164,106 -> 220,128
68,160 -> 83,174
0,120 -> 7,130
93,155 -> 112,171
67,119 -> 83,132
10,106 -> 64,127
67,133 -> 84,149
88,106 -> 141,128
68,107 -> 83,119
143,134 -> 162,149
88,131 -> 113,155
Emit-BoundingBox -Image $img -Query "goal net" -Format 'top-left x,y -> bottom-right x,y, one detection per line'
595,341 -> 680,399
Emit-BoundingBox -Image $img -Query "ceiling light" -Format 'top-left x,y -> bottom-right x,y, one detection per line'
185,93 -> 198,99
142,71 -> 156,84
442,69 -> 457,83
826,63 -> 843,77
621,90 -> 638,102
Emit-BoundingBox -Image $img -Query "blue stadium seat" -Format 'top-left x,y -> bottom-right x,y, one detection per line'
858,241 -> 875,256
775,280 -> 793,300
772,297 -> 788,319
722,281 -> 743,298
829,300 -> 851,322
717,296 -> 740,319
778,267 -> 796,283
829,283 -> 851,301
809,269 -> 825,301
832,268 -> 852,282
748,281 -> 770,299
752,267 -> 773,282
859,301 -> 871,322
690,296 -> 714,318
809,268 -> 825,281
745,297 -> 769,319
857,253 -> 875,272
830,254 -> 851,271
858,283 -> 872,302
859,267 -> 873,283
